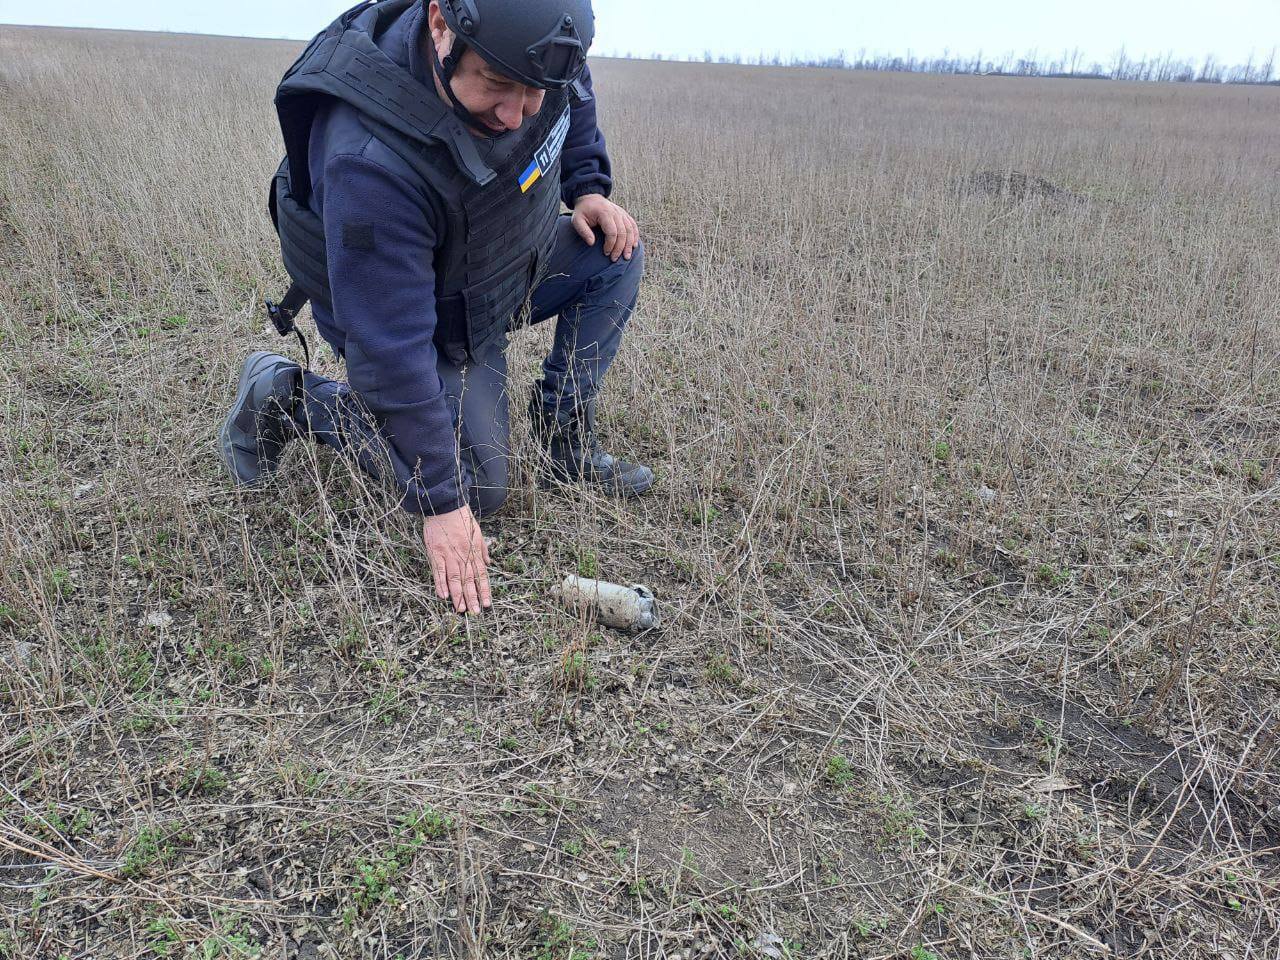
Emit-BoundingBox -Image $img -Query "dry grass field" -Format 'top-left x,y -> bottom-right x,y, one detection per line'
2,21 -> 1279,960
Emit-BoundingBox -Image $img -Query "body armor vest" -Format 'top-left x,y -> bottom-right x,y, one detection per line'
268,0 -> 571,361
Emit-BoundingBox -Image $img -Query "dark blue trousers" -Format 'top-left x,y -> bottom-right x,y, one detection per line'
299,215 -> 644,517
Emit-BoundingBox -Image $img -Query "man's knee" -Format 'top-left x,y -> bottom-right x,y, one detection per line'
598,232 -> 644,271
469,455 -> 510,518
619,237 -> 645,284
585,235 -> 644,299
473,483 -> 508,518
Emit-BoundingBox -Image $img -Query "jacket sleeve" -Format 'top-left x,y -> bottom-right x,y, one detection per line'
560,64 -> 613,207
321,151 -> 467,516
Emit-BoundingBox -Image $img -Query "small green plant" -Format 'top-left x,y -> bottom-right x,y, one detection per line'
684,502 -> 720,525
824,755 -> 855,789
146,917 -> 182,957
680,846 -> 699,873
195,914 -> 263,959
352,854 -> 401,911
560,645 -> 591,690
278,764 -> 328,796
536,913 -> 598,960
399,805 -> 451,841
350,805 -> 453,912
363,657 -> 403,680
122,827 -> 177,878
69,807 -> 91,836
910,948 -> 939,960
1022,802 -> 1048,821
576,550 -> 598,578
202,638 -> 248,672
522,782 -> 571,817
48,567 -> 72,599
850,915 -> 887,938
29,868 -> 57,918
22,802 -> 69,839
1071,832 -> 1099,863
123,707 -> 155,734
1221,869 -> 1244,912
197,934 -> 259,959
179,764 -> 228,796
1035,563 -> 1070,588
931,440 -> 952,463
878,794 -> 926,848
1030,717 -> 1061,763
333,620 -> 366,656
705,652 -> 736,685
366,688 -> 407,725
72,634 -> 155,696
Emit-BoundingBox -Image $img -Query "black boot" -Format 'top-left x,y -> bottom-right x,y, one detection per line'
218,351 -> 303,486
529,384 -> 655,498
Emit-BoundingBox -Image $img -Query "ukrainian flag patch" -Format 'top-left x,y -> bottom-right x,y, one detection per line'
519,159 -> 542,193
518,105 -> 571,193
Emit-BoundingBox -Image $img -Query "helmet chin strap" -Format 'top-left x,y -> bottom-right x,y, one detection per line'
430,37 -> 510,137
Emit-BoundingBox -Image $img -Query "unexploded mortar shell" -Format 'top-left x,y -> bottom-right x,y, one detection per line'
556,575 -> 661,632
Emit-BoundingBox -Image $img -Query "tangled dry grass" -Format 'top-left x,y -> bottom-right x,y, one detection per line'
1,22 -> 1279,960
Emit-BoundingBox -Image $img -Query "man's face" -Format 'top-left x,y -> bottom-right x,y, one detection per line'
427,2 -> 546,136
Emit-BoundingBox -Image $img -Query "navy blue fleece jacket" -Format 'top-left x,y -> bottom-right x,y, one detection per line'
306,1 -> 612,515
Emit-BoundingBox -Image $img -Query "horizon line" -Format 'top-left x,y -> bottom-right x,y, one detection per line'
1,19 -> 1275,81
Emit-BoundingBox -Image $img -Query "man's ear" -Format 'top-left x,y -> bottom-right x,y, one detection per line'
427,1 -> 450,45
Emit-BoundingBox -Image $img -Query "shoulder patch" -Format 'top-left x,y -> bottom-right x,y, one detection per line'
518,105 -> 572,194
342,222 -> 375,251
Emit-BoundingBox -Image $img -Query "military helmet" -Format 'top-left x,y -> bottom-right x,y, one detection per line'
436,0 -> 595,90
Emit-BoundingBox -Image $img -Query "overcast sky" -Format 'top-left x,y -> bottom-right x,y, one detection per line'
1,0 -> 1277,67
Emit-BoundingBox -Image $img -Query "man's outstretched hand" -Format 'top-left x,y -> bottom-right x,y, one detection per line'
571,193 -> 640,263
423,504 -> 491,614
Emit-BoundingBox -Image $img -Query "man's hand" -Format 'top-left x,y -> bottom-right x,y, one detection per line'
571,194 -> 640,263
423,504 -> 491,614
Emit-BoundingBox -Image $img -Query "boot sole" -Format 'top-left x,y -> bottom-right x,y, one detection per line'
218,351 -> 288,486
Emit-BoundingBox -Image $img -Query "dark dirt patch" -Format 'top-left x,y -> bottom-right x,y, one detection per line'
974,682 -> 1280,855
959,170 -> 1088,206
1189,404 -> 1277,462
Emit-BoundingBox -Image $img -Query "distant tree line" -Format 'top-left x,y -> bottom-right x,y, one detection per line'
611,46 -> 1280,85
